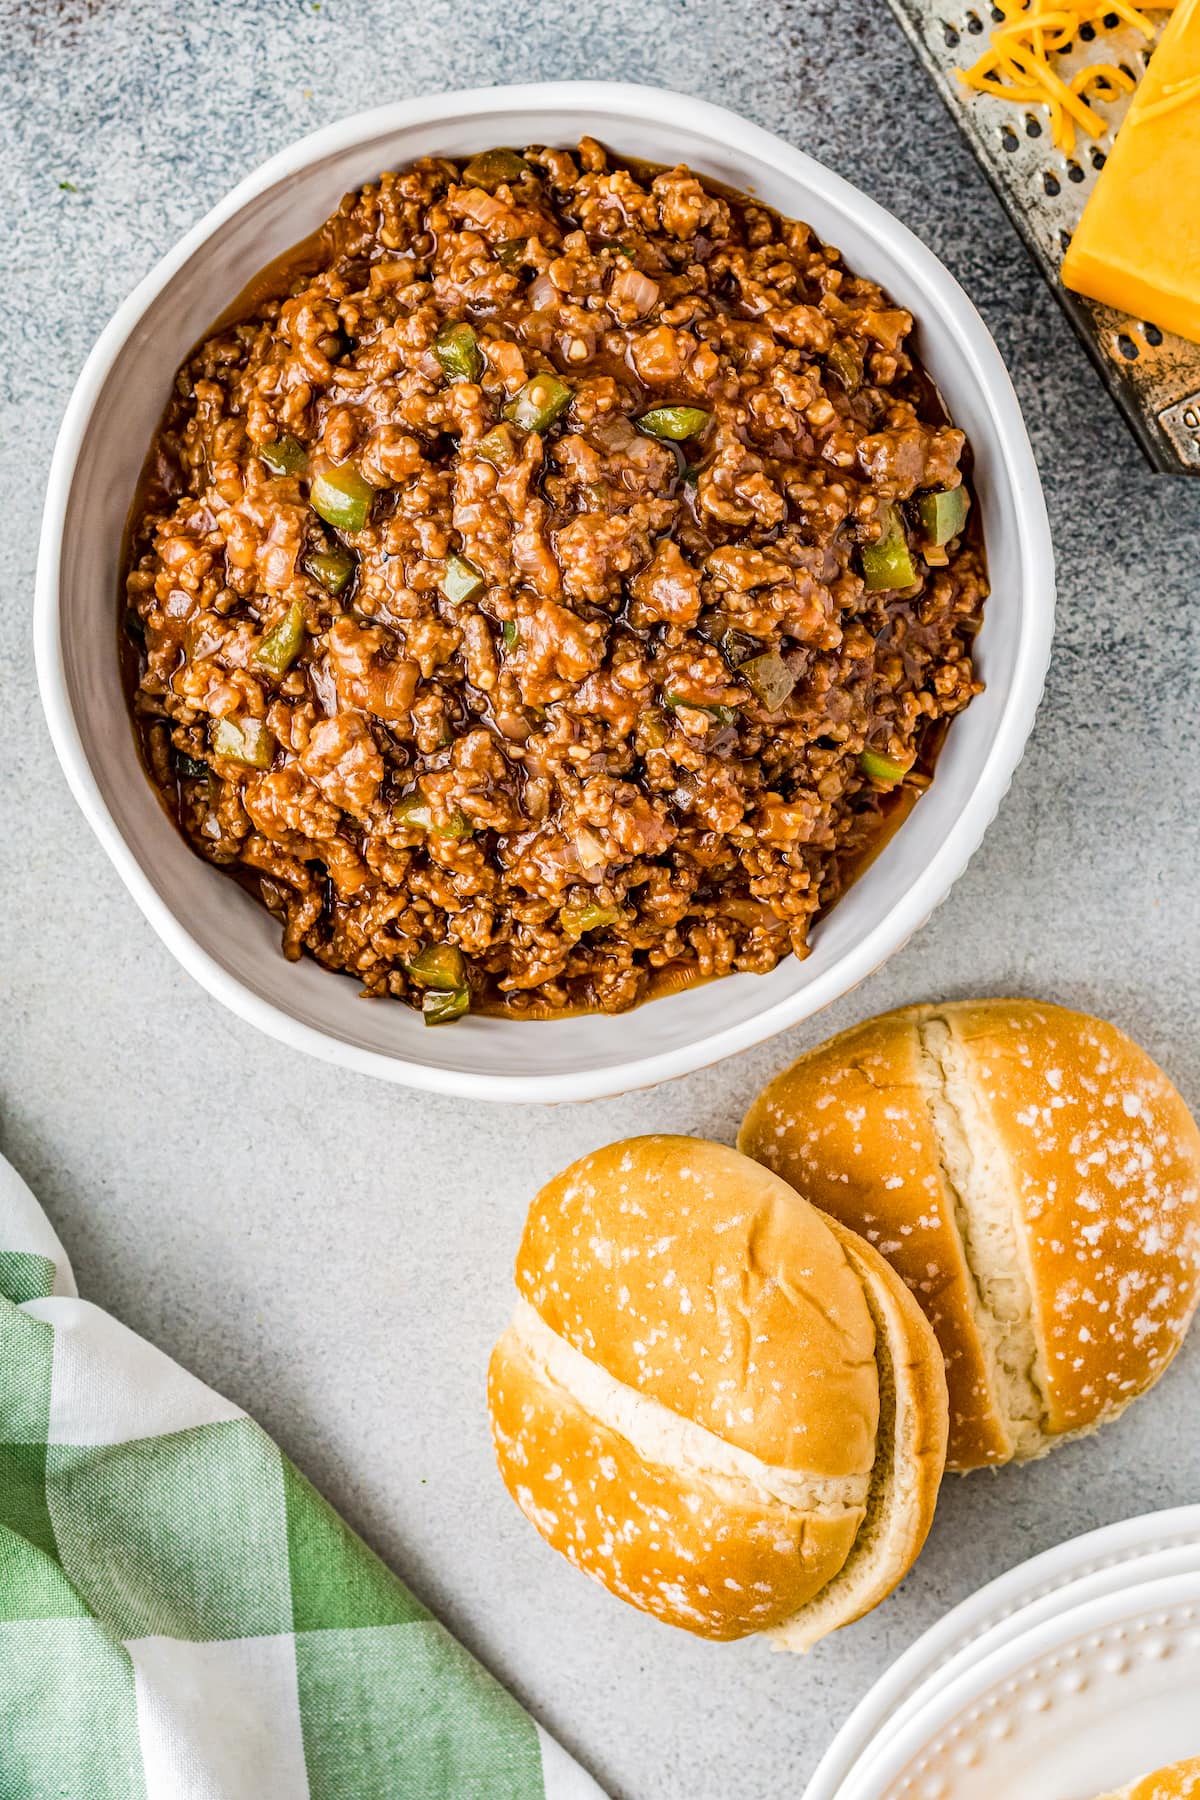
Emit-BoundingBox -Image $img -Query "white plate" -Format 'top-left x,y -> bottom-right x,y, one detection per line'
807,1507 -> 1200,1800
848,1570 -> 1200,1799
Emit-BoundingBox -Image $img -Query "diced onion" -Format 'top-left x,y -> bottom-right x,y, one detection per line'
472,193 -> 510,231
574,826 -> 608,870
609,265 -> 660,318
528,273 -> 558,312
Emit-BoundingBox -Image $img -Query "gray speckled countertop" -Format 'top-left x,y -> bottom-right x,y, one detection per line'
4,3 -> 1200,1795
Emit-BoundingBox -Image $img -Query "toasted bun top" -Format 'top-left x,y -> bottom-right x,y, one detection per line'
488,1307 -> 867,1641
741,1004 -> 1010,1467
492,1135 -> 948,1646
740,1000 -> 1200,1468
946,1000 -> 1200,1432
515,1135 -> 880,1477
1096,1757 -> 1200,1799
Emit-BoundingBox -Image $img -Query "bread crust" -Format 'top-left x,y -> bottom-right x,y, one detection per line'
514,1136 -> 880,1477
489,1135 -> 949,1647
488,1321 -> 864,1641
740,1009 -> 1012,1467
771,1216 -> 948,1649
739,1000 -> 1200,1471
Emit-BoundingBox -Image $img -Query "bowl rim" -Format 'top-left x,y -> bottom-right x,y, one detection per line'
34,79 -> 1055,1104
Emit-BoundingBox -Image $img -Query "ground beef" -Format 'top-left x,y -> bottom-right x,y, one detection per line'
124,139 -> 987,1023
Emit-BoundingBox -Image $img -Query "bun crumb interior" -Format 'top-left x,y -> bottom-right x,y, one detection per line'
916,1015 -> 1047,1459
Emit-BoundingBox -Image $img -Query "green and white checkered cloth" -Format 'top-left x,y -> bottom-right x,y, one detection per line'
0,1152 -> 602,1800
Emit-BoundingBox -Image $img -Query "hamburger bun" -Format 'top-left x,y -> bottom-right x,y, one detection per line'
1094,1757 -> 1200,1799
488,1135 -> 948,1649
739,999 -> 1200,1471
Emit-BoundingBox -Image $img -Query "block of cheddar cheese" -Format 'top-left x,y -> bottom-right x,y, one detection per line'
1062,0 -> 1200,344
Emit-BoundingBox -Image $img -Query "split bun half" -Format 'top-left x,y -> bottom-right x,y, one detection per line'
739,999 -> 1200,1471
488,1136 -> 947,1649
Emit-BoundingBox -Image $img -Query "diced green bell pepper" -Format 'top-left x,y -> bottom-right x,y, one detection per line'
253,600 -> 306,677
259,435 -> 308,476
476,424 -> 517,468
504,373 -> 573,434
860,503 -> 917,591
739,650 -> 795,710
405,943 -> 468,990
664,691 -> 737,726
717,626 -> 760,668
637,406 -> 711,441
441,553 -> 486,604
859,748 -> 912,784
435,320 -> 483,383
422,986 -> 471,1025
638,707 -> 669,750
394,791 -> 473,839
914,486 -> 969,547
304,546 -> 355,595
560,901 -> 621,938
310,464 -> 373,533
462,149 -> 532,189
211,715 -> 274,769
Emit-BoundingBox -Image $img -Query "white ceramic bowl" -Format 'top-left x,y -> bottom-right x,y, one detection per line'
35,81 -> 1054,1104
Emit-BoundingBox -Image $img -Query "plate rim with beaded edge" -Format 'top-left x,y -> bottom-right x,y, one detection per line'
804,1505 -> 1200,1800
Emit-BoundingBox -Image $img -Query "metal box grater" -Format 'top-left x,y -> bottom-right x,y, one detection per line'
886,0 -> 1200,473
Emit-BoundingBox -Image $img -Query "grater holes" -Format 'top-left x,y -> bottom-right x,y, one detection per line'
1000,124 -> 1019,151
1102,9 -> 1119,24
1143,323 -> 1164,346
942,19 -> 961,46
965,10 -> 985,31
1091,148 -> 1107,169
1058,228 -> 1072,253
1067,161 -> 1085,182
1116,331 -> 1140,360
990,2 -> 1003,16
1078,18 -> 1096,37
1025,112 -> 1043,136
1043,170 -> 1061,195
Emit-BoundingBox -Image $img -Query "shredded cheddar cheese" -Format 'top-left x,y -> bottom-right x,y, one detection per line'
958,0 -> 1178,155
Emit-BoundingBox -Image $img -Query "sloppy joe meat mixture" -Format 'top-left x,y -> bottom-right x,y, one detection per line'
124,139 -> 987,1024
